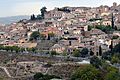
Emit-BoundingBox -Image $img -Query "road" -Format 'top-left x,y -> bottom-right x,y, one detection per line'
0,50 -> 90,61
20,52 -> 90,62
0,66 -> 11,77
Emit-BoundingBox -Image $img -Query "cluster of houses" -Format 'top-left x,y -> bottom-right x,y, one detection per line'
0,2 -> 120,56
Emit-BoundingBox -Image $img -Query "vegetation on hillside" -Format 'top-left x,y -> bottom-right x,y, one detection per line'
30,7 -> 47,20
88,25 -> 115,33
0,45 -> 36,53
71,56 -> 120,80
72,48 -> 89,57
30,31 -> 46,41
34,72 -> 61,80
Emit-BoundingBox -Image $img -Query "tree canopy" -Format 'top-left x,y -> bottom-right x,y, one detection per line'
30,31 -> 40,41
90,56 -> 102,68
105,70 -> 120,80
34,72 -> 61,80
89,18 -> 102,22
113,43 -> 120,53
50,51 -> 57,56
48,32 -> 55,40
30,14 -> 36,20
72,49 -> 80,57
40,7 -> 47,19
88,25 -> 114,33
71,65 -> 102,80
80,48 -> 89,57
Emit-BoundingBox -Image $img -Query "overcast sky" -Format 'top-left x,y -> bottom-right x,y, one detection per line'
0,0 -> 120,17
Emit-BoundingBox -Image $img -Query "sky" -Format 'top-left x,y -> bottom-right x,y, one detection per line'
0,0 -> 120,17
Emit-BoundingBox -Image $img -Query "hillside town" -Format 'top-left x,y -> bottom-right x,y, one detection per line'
0,2 -> 120,80
0,2 -> 120,55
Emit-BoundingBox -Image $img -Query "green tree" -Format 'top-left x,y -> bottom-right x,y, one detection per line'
90,56 -> 102,68
71,65 -> 102,80
72,49 -> 80,57
36,14 -> 42,20
34,72 -> 60,80
89,18 -> 102,22
20,48 -> 25,52
34,72 -> 44,80
58,7 -> 71,13
102,51 -> 112,61
4,46 -> 10,51
0,45 -> 4,50
97,25 -> 114,33
111,55 -> 119,64
40,7 -> 47,19
26,48 -> 33,52
106,66 -> 118,73
80,48 -> 89,57
62,51 -> 68,56
111,13 -> 115,29
31,47 -> 36,53
103,66 -> 119,80
30,31 -> 40,41
99,46 -> 102,56
114,25 -> 118,30
112,35 -> 119,39
88,25 -> 94,31
48,32 -> 55,40
105,71 -> 120,80
31,14 -> 36,20
50,51 -> 57,56
109,40 -> 113,52
90,50 -> 94,56
40,34 -> 46,40
89,25 -> 114,33
14,46 -> 20,53
113,43 -> 120,53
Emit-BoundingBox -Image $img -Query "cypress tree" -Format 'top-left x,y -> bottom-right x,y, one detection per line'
99,45 -> 102,56
111,13 -> 114,29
